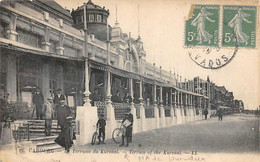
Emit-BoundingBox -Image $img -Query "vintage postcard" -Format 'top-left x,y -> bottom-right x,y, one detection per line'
0,0 -> 259,162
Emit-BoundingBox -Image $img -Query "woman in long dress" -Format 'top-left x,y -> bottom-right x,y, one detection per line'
228,8 -> 252,45
191,7 -> 215,44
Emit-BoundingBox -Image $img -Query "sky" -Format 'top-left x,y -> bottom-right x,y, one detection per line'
55,0 -> 260,110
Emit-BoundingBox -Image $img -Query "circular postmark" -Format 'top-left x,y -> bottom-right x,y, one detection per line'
187,44 -> 238,69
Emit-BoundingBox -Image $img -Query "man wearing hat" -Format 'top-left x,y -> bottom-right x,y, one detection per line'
119,109 -> 133,147
32,88 -> 44,120
55,99 -> 73,153
44,97 -> 54,136
53,89 -> 66,119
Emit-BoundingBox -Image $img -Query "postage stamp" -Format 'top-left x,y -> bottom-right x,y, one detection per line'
185,5 -> 219,47
222,6 -> 257,48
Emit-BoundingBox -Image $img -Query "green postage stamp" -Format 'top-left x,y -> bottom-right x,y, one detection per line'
186,4 -> 257,69
185,5 -> 257,48
185,5 -> 219,47
222,6 -> 257,48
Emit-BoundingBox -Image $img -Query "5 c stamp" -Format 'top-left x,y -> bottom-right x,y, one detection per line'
222,6 -> 257,48
185,5 -> 219,47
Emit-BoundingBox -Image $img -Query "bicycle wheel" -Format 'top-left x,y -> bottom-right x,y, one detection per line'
91,132 -> 98,145
112,128 -> 122,143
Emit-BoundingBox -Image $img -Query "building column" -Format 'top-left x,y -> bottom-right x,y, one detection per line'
177,91 -> 179,108
56,33 -> 65,55
7,13 -> 18,41
6,55 -> 17,101
56,65 -> 64,93
159,86 -> 165,127
76,13 -> 97,146
180,92 -> 183,108
174,89 -> 177,117
153,84 -> 159,128
42,27 -> 51,52
129,78 -> 135,115
174,89 -> 177,108
139,79 -> 146,131
176,90 -> 182,124
139,78 -> 145,117
42,63 -> 50,102
159,86 -> 162,106
129,78 -> 137,133
169,88 -> 174,116
185,93 -> 188,109
185,93 -> 189,120
199,96 -> 202,119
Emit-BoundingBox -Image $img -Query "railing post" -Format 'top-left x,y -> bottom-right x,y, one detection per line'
27,123 -> 30,141
153,84 -> 159,129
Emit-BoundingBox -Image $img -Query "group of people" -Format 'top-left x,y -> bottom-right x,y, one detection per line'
203,108 -> 223,121
111,91 -> 133,104
32,88 -> 74,153
32,88 -> 66,120
96,109 -> 134,147
90,89 -> 133,106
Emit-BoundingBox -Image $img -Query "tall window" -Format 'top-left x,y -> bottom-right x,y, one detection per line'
0,54 -> 7,95
64,64 -> 82,107
97,14 -> 102,22
89,14 -> 94,22
18,56 -> 42,105
17,29 -> 41,48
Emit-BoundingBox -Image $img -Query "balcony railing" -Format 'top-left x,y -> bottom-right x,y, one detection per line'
135,104 -> 141,119
112,103 -> 131,120
94,101 -> 107,118
144,104 -> 154,118
164,106 -> 171,117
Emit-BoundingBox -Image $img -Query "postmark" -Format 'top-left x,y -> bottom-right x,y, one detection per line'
185,5 -> 219,47
188,46 -> 238,69
222,6 -> 257,48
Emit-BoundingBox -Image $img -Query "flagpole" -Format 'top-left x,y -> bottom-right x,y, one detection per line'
83,3 -> 91,106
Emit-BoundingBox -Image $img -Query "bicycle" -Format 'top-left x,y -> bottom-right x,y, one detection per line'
112,122 -> 125,144
112,120 -> 131,144
91,126 -> 104,145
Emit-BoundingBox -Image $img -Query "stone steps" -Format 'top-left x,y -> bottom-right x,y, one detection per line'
30,133 -> 62,151
13,120 -> 76,152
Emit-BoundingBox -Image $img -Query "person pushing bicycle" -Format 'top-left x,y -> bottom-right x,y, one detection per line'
96,114 -> 106,144
119,110 -> 133,147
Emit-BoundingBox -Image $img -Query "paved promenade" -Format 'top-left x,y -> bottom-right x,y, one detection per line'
82,114 -> 259,153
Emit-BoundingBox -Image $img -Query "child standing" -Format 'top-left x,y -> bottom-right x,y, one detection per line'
96,114 -> 106,144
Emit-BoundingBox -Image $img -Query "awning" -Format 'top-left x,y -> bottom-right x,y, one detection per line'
142,76 -> 156,85
89,59 -> 108,71
109,66 -> 141,80
0,39 -> 84,61
218,106 -> 231,109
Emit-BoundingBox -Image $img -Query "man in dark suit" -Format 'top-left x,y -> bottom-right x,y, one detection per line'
55,100 -> 73,153
111,90 -> 122,103
53,89 -> 66,119
119,110 -> 134,147
90,88 -> 101,106
204,108 -> 209,120
123,92 -> 132,103
127,111 -> 134,143
33,88 -> 44,120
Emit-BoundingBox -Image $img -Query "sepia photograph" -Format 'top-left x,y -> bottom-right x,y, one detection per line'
0,0 -> 259,161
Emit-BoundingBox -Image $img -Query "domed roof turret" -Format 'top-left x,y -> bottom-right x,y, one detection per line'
71,0 -> 111,41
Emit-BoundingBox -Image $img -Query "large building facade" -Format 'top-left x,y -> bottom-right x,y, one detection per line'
0,0 -> 242,122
